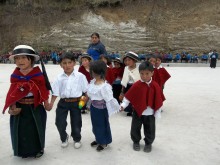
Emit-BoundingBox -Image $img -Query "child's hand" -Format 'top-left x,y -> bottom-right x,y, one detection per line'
44,102 -> 52,111
119,93 -> 124,102
120,106 -> 124,112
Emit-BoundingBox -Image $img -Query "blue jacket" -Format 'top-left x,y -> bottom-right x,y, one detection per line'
87,41 -> 107,60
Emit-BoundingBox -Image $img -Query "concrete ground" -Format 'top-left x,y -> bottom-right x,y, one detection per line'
0,63 -> 220,165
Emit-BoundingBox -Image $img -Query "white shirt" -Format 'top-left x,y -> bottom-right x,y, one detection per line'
87,79 -> 120,116
121,78 -> 161,118
52,69 -> 88,98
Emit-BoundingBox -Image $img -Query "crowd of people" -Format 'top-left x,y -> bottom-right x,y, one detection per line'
1,32 -> 218,159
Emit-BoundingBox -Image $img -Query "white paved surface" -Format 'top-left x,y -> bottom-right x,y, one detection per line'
0,64 -> 220,165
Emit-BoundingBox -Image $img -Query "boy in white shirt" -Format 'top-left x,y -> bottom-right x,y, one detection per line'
49,52 -> 88,149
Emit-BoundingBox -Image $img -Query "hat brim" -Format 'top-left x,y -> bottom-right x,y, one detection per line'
123,54 -> 139,62
113,59 -> 122,64
9,53 -> 40,62
80,55 -> 93,61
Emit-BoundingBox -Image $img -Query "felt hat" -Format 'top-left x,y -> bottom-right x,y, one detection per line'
113,57 -> 122,64
9,45 -> 40,61
80,53 -> 93,61
123,51 -> 139,62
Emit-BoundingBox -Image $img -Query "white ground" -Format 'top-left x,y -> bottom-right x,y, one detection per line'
0,63 -> 220,165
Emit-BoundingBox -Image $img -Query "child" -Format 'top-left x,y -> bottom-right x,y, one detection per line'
112,58 -> 125,103
3,45 -> 50,158
78,53 -> 92,83
99,55 -> 115,85
78,53 -> 93,114
49,52 -> 88,149
121,61 -> 165,152
155,55 -> 171,90
87,60 -> 120,152
119,51 -> 140,116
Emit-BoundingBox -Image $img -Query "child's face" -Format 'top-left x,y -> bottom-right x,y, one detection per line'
140,70 -> 154,82
155,58 -> 161,68
81,58 -> 90,68
100,56 -> 107,64
60,58 -> 75,75
124,57 -> 136,67
148,58 -> 156,66
14,55 -> 32,70
114,62 -> 121,68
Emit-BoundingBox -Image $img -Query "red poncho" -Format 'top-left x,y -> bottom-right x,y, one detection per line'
105,67 -> 115,85
125,80 -> 165,117
153,68 -> 171,88
78,65 -> 92,83
112,67 -> 125,80
3,66 -> 49,114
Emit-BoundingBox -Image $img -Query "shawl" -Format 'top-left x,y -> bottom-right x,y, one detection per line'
125,80 -> 165,117
3,66 -> 49,114
121,66 -> 140,88
78,65 -> 92,83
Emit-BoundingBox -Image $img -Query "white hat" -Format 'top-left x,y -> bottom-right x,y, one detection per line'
9,45 -> 40,61
113,57 -> 122,64
123,51 -> 139,62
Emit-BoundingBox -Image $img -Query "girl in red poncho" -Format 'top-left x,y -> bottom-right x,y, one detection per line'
112,58 -> 125,103
121,61 -> 164,153
2,45 -> 50,158
78,53 -> 93,114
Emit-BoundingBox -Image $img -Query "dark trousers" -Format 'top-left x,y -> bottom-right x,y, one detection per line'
130,111 -> 155,145
55,99 -> 82,142
124,84 -> 133,113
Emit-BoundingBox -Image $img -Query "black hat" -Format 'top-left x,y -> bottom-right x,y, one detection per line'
123,51 -> 139,62
9,45 -> 39,61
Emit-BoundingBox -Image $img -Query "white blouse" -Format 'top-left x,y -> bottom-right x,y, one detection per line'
121,65 -> 140,88
87,79 -> 120,116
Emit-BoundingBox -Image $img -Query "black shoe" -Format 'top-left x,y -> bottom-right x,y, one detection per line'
133,143 -> 140,151
81,110 -> 86,114
127,112 -> 132,116
144,144 -> 152,153
96,144 -> 108,152
91,141 -> 98,147
35,150 -> 44,158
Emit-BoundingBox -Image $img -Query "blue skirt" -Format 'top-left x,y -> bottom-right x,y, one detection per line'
90,105 -> 112,145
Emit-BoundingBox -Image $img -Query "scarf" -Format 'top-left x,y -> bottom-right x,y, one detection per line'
3,66 -> 49,114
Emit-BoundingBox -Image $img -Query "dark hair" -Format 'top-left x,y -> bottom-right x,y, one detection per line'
99,55 -> 112,66
91,32 -> 100,38
139,61 -> 154,72
60,52 -> 75,63
147,54 -> 156,61
156,54 -> 162,61
89,60 -> 107,79
26,55 -> 35,66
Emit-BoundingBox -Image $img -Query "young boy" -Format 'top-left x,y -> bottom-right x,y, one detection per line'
119,51 -> 140,116
121,61 -> 165,153
49,52 -> 88,149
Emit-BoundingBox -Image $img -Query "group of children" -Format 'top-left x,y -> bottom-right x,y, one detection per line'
3,44 -> 170,159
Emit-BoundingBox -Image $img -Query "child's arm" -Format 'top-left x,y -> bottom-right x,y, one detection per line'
48,95 -> 58,110
120,97 -> 130,111
44,99 -> 51,111
119,86 -> 125,102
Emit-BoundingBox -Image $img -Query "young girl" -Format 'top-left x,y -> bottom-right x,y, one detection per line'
3,45 -> 50,158
87,60 -> 120,152
112,58 -> 125,103
119,51 -> 140,116
78,53 -> 92,83
78,54 -> 93,114
99,55 -> 115,85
